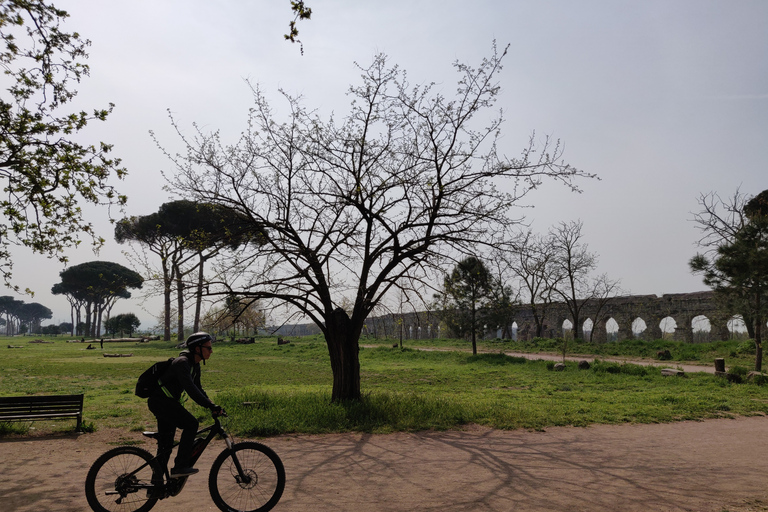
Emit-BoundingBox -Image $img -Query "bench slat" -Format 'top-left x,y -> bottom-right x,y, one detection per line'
0,395 -> 83,404
0,407 -> 82,415
0,412 -> 81,420
0,401 -> 82,407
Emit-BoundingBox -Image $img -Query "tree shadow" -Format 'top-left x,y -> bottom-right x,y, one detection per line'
275,424 -> 763,511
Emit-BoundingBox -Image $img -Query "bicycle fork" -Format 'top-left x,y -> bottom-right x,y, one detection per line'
223,435 -> 255,486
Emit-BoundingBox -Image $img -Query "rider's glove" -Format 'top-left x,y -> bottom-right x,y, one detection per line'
211,404 -> 224,416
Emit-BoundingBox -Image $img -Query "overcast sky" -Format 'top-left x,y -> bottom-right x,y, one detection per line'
9,0 -> 767,331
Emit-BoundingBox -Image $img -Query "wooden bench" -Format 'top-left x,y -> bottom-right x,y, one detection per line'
0,394 -> 84,431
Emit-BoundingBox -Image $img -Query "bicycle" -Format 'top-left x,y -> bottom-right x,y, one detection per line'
84,412 -> 285,512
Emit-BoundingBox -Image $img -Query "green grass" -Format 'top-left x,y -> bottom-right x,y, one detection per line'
1,334 -> 767,437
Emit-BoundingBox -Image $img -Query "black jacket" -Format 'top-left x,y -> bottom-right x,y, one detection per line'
154,350 -> 215,409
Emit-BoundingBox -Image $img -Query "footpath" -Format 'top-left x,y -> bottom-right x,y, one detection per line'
3,416 -> 768,511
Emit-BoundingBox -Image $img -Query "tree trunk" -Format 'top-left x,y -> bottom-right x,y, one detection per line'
573,312 -> 581,340
193,254 -> 205,332
531,301 -> 548,338
754,292 -> 763,372
470,302 -> 478,355
325,308 -> 361,402
95,305 -> 103,338
176,270 -> 184,341
745,313 -> 756,340
755,318 -> 762,372
162,258 -> 172,342
163,283 -> 172,341
85,302 -> 92,339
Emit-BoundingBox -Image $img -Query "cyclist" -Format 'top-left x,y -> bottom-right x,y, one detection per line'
147,332 -> 222,479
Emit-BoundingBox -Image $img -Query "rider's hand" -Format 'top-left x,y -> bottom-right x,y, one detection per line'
211,405 -> 226,417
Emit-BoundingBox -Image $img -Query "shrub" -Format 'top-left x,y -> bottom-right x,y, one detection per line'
591,361 -> 650,377
466,353 -> 527,365
729,365 -> 749,377
0,422 -> 29,435
79,421 -> 97,433
748,372 -> 768,386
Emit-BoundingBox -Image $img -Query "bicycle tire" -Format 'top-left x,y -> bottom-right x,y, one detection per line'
85,446 -> 161,512
208,441 -> 286,512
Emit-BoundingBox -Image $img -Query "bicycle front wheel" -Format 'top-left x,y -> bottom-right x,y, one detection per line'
84,446 -> 160,512
209,441 -> 286,512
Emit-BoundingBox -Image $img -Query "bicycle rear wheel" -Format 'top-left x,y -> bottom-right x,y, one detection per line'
208,441 -> 286,512
85,446 -> 161,512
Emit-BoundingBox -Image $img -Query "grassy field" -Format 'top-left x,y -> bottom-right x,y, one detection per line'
366,335 -> 761,367
0,334 -> 766,437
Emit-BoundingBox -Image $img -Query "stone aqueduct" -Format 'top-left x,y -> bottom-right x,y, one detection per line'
362,291 -> 737,343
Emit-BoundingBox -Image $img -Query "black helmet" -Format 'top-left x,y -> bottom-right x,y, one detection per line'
186,332 -> 213,349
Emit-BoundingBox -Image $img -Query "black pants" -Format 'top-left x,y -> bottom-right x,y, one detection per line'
147,396 -> 199,471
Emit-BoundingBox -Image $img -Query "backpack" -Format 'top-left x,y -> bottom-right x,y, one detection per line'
135,358 -> 174,398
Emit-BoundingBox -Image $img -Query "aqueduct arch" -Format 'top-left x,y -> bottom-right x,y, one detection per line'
512,291 -> 727,343
362,291 -> 738,343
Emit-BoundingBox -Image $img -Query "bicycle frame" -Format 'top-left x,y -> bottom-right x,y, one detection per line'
108,415 -> 239,499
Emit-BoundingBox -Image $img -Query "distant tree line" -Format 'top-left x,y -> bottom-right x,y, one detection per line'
40,322 -> 73,336
0,296 -> 52,335
0,260 -> 145,337
103,313 -> 141,337
51,260 -> 143,337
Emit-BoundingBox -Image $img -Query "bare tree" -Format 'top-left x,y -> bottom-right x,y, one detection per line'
507,231 -> 559,338
390,287 -> 420,348
201,296 -> 265,337
586,273 -> 623,342
549,220 -> 598,340
163,45 -> 594,401
691,189 -> 749,251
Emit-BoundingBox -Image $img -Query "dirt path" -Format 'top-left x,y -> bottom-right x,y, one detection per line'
3,416 -> 768,512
